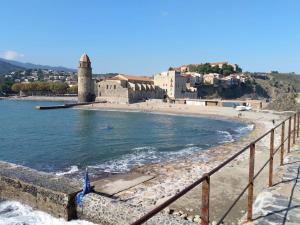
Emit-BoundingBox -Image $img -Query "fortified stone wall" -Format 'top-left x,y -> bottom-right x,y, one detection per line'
96,80 -> 130,103
0,161 -> 81,220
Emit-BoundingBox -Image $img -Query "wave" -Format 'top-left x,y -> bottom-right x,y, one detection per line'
235,124 -> 254,134
55,165 -> 79,176
217,130 -> 235,143
0,201 -> 96,225
88,145 -> 203,174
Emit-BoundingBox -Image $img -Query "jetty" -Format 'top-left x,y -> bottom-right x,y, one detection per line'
35,101 -> 106,110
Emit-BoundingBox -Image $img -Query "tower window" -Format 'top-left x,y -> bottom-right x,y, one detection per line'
114,85 -> 116,89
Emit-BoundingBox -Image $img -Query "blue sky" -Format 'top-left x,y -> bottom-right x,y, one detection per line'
0,0 -> 300,75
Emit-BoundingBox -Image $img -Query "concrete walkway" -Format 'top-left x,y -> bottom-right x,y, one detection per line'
246,141 -> 300,225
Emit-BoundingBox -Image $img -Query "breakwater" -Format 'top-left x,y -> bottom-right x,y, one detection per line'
0,160 -> 194,224
35,101 -> 106,110
0,161 -> 80,220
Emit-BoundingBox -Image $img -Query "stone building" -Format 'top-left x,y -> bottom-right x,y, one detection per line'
154,70 -> 197,99
78,53 -> 95,102
96,74 -> 163,104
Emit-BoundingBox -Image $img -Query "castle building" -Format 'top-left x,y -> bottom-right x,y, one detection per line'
78,53 -> 95,102
96,74 -> 163,104
77,54 -> 196,104
154,70 -> 197,99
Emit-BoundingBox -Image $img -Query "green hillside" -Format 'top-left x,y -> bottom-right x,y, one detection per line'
0,61 -> 24,75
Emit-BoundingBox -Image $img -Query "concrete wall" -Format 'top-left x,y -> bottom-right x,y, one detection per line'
0,161 -> 81,220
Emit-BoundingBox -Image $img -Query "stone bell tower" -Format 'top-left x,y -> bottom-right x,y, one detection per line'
78,53 -> 93,102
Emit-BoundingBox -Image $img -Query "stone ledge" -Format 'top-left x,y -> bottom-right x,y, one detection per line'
0,161 -> 81,220
77,193 -> 196,225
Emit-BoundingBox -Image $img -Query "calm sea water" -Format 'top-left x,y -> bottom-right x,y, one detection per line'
0,100 -> 252,177
0,99 -> 253,225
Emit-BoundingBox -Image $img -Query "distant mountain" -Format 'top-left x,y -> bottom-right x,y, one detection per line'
0,60 -> 25,75
0,58 -> 76,73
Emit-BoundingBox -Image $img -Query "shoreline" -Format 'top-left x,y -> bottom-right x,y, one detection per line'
74,102 -> 287,223
1,97 -> 291,224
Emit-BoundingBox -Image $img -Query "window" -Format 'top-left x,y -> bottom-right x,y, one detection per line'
106,85 -> 108,89
114,85 -> 116,89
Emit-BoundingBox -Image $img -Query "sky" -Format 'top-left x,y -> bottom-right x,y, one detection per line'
0,0 -> 300,75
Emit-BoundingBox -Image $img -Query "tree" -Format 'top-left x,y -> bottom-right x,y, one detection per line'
222,64 -> 235,76
68,85 -> 78,94
0,79 -> 13,94
236,65 -> 242,73
11,83 -> 22,93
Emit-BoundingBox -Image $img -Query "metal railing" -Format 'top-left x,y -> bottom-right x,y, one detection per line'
131,111 -> 300,225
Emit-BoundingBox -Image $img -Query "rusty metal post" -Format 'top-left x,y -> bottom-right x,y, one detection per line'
280,122 -> 285,166
293,114 -> 296,145
201,174 -> 210,225
247,143 -> 255,222
288,117 -> 291,153
297,112 -> 300,138
269,129 -> 274,187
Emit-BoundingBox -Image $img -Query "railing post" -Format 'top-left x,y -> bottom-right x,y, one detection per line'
201,174 -> 210,225
288,117 -> 291,153
247,143 -> 255,222
293,114 -> 296,145
269,129 -> 274,187
280,122 -> 285,166
297,112 -> 300,138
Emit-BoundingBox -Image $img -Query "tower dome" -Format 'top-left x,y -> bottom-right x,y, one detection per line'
79,53 -> 91,68
80,53 -> 91,63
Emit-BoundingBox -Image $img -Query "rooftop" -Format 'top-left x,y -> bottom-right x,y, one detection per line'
109,74 -> 153,82
79,53 -> 91,63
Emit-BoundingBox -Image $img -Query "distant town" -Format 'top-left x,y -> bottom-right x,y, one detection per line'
1,55 -> 299,113
0,59 -> 250,99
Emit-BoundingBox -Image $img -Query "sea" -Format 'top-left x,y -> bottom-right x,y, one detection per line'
0,99 -> 253,224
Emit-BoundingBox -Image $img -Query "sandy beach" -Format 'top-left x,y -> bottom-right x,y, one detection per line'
74,101 -> 291,224
2,96 -> 78,102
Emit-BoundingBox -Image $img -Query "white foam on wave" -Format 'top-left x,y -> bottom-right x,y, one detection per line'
88,145 -> 203,174
55,165 -> 79,176
235,124 -> 254,134
0,201 -> 97,225
217,130 -> 235,143
88,146 -> 158,173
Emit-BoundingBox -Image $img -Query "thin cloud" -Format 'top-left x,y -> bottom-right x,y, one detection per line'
1,50 -> 24,60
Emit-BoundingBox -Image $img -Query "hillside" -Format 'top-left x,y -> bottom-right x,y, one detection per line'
0,61 -> 24,75
0,58 -> 76,73
253,72 -> 300,111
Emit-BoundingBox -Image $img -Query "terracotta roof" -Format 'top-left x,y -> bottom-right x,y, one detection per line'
109,74 -> 153,82
181,74 -> 192,78
80,53 -> 91,63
